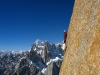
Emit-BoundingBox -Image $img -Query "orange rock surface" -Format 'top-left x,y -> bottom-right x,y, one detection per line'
59,0 -> 100,75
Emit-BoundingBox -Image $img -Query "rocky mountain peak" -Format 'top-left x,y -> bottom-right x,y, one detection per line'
0,40 -> 64,75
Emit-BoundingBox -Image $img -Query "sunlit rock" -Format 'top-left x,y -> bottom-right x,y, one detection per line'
59,0 -> 100,75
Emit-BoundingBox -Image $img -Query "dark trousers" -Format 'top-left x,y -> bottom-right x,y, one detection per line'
64,40 -> 66,44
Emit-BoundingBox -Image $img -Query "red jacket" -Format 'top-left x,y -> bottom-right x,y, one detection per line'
64,32 -> 67,40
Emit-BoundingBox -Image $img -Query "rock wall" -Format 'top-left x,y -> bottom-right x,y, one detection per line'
59,0 -> 100,75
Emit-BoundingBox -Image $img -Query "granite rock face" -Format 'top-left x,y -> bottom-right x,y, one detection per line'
59,0 -> 100,75
44,62 -> 59,75
41,43 -> 52,64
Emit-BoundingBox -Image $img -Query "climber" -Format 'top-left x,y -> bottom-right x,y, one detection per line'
64,30 -> 67,44
63,30 -> 67,53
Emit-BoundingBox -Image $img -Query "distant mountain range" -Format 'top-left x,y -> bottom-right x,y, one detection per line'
0,39 -> 64,75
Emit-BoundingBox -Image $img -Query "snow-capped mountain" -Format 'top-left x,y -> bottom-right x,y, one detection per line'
0,39 -> 64,75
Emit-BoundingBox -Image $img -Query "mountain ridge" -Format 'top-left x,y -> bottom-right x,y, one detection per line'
0,39 -> 64,75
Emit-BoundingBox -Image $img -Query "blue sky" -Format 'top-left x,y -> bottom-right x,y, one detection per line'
0,0 -> 75,51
